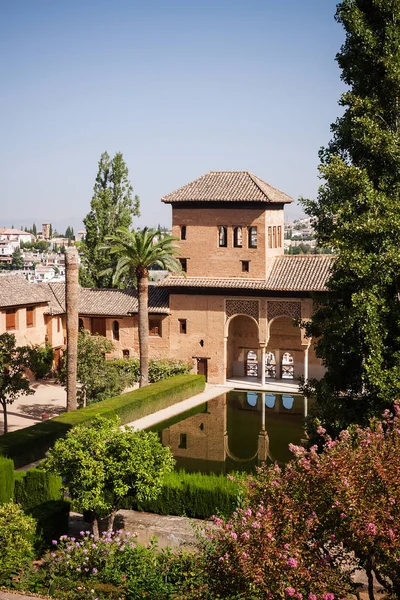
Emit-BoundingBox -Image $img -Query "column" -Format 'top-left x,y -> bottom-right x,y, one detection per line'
261,392 -> 266,430
223,336 -> 228,383
304,345 -> 309,384
261,346 -> 266,386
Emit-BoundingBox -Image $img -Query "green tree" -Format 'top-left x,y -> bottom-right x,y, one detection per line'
58,329 -> 128,406
49,223 -> 53,239
80,151 -> 140,288
0,503 -> 36,585
302,0 -> 400,435
65,225 -> 74,240
11,246 -> 24,269
43,416 -> 174,539
105,227 -> 181,387
32,223 -> 37,237
0,333 -> 34,434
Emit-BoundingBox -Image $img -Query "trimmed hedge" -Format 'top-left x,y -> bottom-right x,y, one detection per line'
0,374 -> 205,468
120,470 -> 243,520
0,456 -> 14,504
14,468 -> 69,545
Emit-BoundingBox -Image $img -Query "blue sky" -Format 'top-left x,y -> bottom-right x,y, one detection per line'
0,0 -> 345,232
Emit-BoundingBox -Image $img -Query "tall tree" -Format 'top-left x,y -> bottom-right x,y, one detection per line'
80,152 -> 140,288
105,227 -> 181,387
11,247 -> 24,270
0,333 -> 34,434
303,0 -> 400,435
32,223 -> 37,237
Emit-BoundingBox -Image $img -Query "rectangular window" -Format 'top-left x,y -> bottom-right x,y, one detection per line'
122,349 -> 130,358
149,318 -> 162,336
278,226 -> 282,247
91,317 -> 106,337
268,226 -> 272,248
178,433 -> 187,449
241,260 -> 250,273
273,226 -> 277,248
26,307 -> 34,327
6,309 -> 16,330
179,258 -> 187,273
180,225 -> 186,240
178,319 -> 187,334
248,226 -> 257,248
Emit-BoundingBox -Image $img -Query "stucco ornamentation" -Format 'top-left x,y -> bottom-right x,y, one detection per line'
226,299 -> 259,321
267,300 -> 301,321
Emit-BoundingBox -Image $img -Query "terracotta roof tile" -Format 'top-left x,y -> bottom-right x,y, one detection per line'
162,171 -> 293,204
46,283 -> 170,316
158,255 -> 333,292
0,275 -> 51,308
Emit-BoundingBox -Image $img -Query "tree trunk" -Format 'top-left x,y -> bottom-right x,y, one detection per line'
92,517 -> 100,541
137,274 -> 149,387
65,247 -> 79,411
106,508 -> 117,532
1,399 -> 7,435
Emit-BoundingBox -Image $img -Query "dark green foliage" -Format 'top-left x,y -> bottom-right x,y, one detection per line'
0,456 -> 14,504
11,246 -> 24,269
122,470 -> 243,519
0,374 -> 205,468
302,0 -> 400,435
14,468 -> 69,546
80,151 -> 140,288
28,343 -> 54,379
110,357 -> 191,386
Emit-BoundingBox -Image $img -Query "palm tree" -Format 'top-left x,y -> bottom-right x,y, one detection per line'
106,227 -> 181,387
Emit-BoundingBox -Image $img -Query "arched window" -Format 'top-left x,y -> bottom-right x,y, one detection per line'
281,352 -> 294,379
218,226 -> 228,247
282,394 -> 294,410
112,320 -> 120,341
180,225 -> 186,240
265,393 -> 276,409
233,226 -> 243,248
265,351 -> 276,378
248,226 -> 257,248
78,318 -> 84,330
246,350 -> 258,377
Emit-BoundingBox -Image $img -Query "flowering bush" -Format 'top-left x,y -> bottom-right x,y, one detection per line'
41,530 -> 205,599
201,403 -> 400,600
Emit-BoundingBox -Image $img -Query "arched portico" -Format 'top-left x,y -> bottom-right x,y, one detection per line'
266,315 -> 307,381
226,314 -> 260,379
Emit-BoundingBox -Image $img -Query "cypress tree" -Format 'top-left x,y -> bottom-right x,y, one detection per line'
304,0 -> 400,434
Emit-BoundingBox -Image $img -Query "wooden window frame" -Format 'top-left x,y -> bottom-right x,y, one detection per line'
6,309 -> 16,331
149,317 -> 162,337
278,225 -> 282,247
26,306 -> 34,328
273,226 -> 277,248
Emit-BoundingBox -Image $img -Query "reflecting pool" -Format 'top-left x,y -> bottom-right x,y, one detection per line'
152,390 -> 313,474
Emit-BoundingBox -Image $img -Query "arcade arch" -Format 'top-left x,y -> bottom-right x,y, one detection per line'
226,314 -> 259,378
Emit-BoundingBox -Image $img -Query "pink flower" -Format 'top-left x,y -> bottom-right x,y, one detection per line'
388,528 -> 395,539
366,522 -> 377,535
322,594 -> 335,600
230,531 -> 237,540
317,425 -> 326,435
242,531 -> 250,539
308,594 -> 317,600
285,587 -> 296,597
287,557 -> 298,568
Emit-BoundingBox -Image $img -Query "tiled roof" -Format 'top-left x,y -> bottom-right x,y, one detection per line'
0,275 -> 51,308
161,171 -> 293,204
158,255 -> 333,292
46,283 -> 170,316
266,255 -> 333,292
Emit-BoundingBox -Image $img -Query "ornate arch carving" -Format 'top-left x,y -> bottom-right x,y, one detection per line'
267,300 -> 301,321
226,299 -> 259,322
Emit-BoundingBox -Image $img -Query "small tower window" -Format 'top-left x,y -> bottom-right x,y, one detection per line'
248,227 -> 257,248
233,226 -> 243,248
179,319 -> 187,334
179,258 -> 187,273
180,225 -> 186,240
218,226 -> 228,247
112,320 -> 120,341
78,318 -> 84,330
241,260 -> 250,272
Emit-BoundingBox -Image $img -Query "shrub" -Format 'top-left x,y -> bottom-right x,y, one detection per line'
122,470 -> 244,519
41,530 -> 205,600
110,357 -> 192,386
201,405 -> 400,600
0,456 -> 14,504
28,343 -> 54,379
0,503 -> 36,586
0,374 -> 205,468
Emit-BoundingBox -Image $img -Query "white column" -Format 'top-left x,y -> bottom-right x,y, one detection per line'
261,392 -> 266,430
304,345 -> 309,384
261,346 -> 266,387
223,336 -> 228,383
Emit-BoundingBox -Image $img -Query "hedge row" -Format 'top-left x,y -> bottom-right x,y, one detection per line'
120,470 -> 243,520
0,374 -> 206,468
0,463 -> 69,546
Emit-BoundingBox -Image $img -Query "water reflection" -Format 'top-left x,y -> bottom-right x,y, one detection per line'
156,391 -> 312,474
